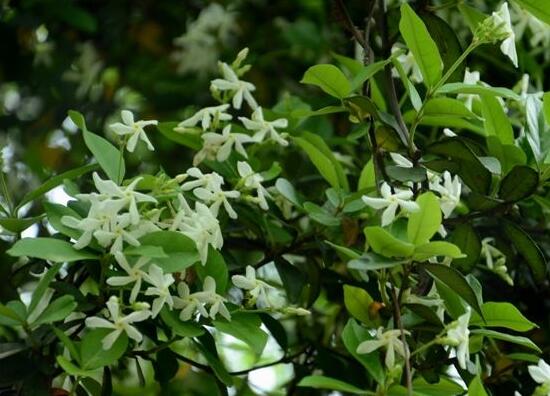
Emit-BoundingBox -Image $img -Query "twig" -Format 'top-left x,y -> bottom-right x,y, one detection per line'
333,0 -> 367,48
390,282 -> 413,396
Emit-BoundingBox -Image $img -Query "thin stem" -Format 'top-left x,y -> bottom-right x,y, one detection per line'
410,338 -> 440,357
390,283 -> 412,396
432,41 -> 479,93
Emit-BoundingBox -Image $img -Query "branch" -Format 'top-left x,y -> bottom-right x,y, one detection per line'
390,282 -> 413,396
333,0 -> 367,48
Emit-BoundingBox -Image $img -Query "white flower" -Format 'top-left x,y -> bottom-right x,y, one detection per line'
176,104 -> 232,132
61,197 -> 124,249
144,264 -> 175,318
429,171 -> 461,218
237,161 -> 271,210
181,167 -> 224,192
528,360 -> 550,387
443,128 -> 457,137
481,237 -> 513,285
239,107 -> 289,146
194,125 -> 254,165
362,182 -> 419,226
170,195 -> 223,264
81,172 -> 157,225
232,266 -> 278,308
106,252 -> 149,303
458,69 -> 481,110
357,327 -> 409,369
439,308 -> 471,370
491,2 -> 518,68
110,110 -> 158,152
85,296 -> 151,349
210,62 -> 257,110
173,276 -> 231,321
94,213 -> 141,254
391,45 -> 423,83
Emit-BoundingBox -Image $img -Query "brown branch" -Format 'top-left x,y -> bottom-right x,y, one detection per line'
333,0 -> 367,48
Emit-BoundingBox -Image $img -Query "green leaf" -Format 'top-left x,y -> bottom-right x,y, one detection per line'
53,327 -> 80,364
294,132 -> 349,191
157,122 -> 202,150
16,164 -> 98,212
448,224 -> 481,273
44,202 -> 84,241
303,202 -> 340,226
7,238 -> 97,262
343,285 -> 375,326
420,12 -> 464,84
427,138 -> 491,194
275,178 -> 303,208
341,319 -> 385,384
407,192 -> 441,245
499,166 -> 539,202
291,105 -> 347,118
422,263 -> 483,316
80,329 -> 129,370
436,83 -> 521,101
195,337 -> 233,386
413,241 -> 463,261
365,226 -> 415,258
399,3 -> 443,87
56,356 -> 95,378
513,0 -> 550,25
83,130 -> 125,185
480,94 -> 514,145
470,302 -> 537,332
298,375 -> 368,394
0,216 -> 44,233
543,92 -> 550,125
0,303 -> 25,326
409,377 -> 465,396
213,313 -> 268,356
348,253 -> 406,271
423,98 -> 477,119
503,222 -> 547,283
350,60 -> 391,92
300,64 -> 351,99
358,159 -> 376,191
195,247 -> 228,293
139,231 -> 199,273
159,307 -> 204,337
70,109 -> 125,184
32,295 -> 77,326
471,329 -> 541,352
27,262 -> 62,315
468,375 -> 488,396
386,165 -> 427,183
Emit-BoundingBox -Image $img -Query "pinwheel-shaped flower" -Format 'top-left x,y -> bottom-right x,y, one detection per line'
85,296 -> 151,349
110,110 -> 158,152
176,104 -> 232,132
439,308 -> 471,370
210,62 -> 257,109
362,182 -> 419,226
239,107 -> 289,146
232,265 -> 278,308
144,264 -> 175,317
106,252 -> 149,303
357,327 -> 409,369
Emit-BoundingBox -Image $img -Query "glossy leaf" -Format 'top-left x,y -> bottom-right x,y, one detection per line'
341,319 -> 385,384
480,94 -> 514,145
399,3 -> 443,87
499,165 -> 539,202
7,238 -> 97,262
301,64 -> 351,99
298,375 -> 367,394
365,226 -> 415,258
470,302 -> 537,332
471,329 -> 541,352
423,263 -> 483,316
503,222 -> 547,283
407,192 -> 441,245
213,313 -> 268,356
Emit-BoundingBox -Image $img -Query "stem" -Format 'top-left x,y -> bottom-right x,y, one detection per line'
390,283 -> 412,396
432,41 -> 479,93
410,338 -> 440,357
